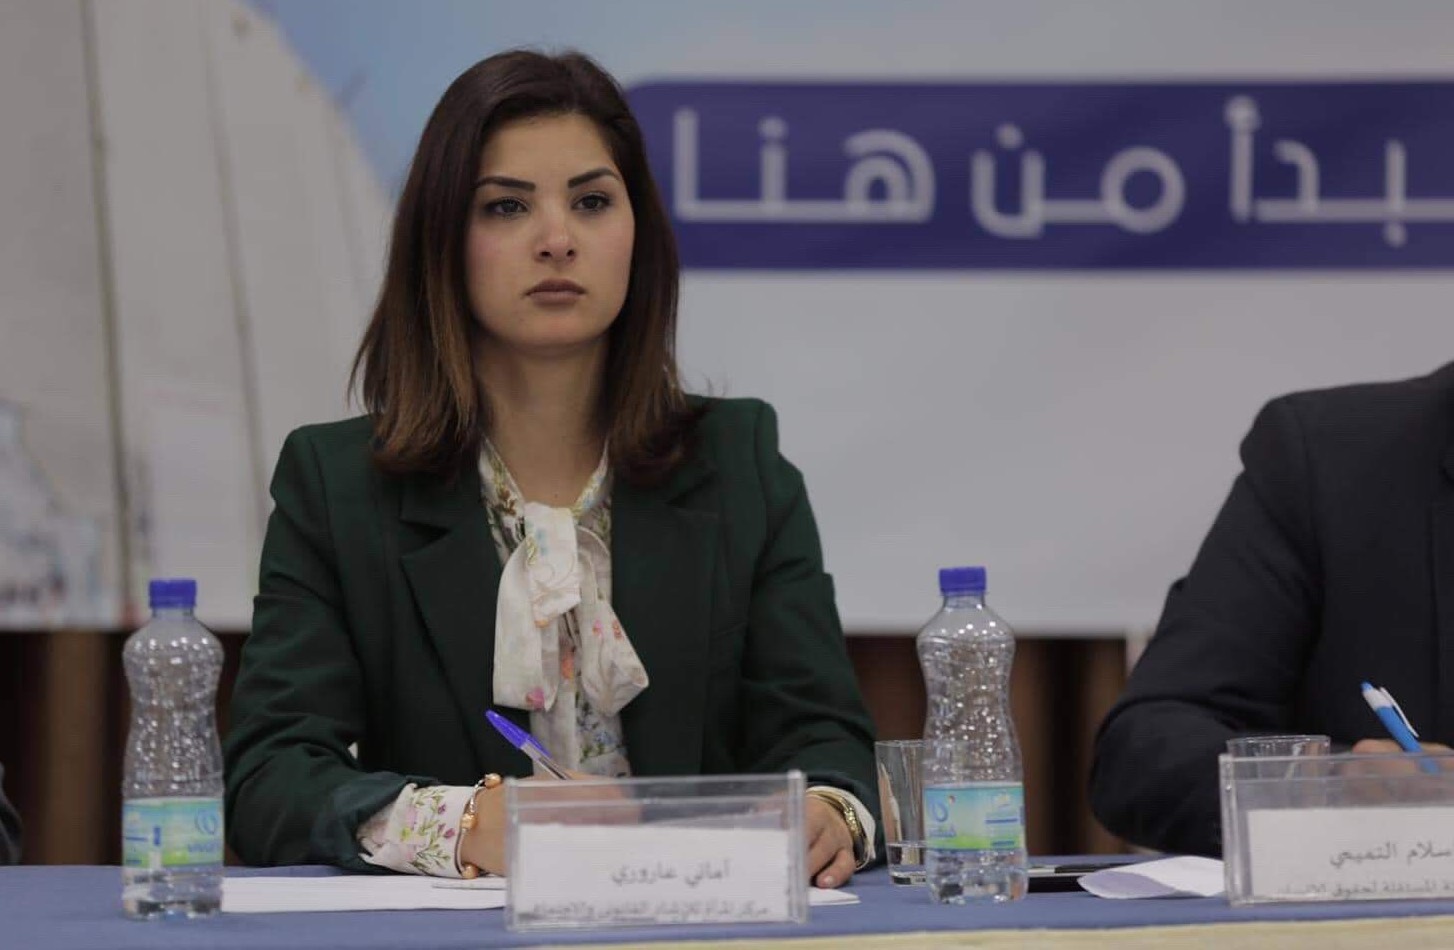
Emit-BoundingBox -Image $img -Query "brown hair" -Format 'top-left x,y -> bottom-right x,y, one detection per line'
351,49 -> 697,485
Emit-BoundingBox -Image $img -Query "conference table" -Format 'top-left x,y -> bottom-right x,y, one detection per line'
6,862 -> 1454,949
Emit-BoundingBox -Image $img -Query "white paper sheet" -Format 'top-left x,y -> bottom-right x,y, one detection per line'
222,874 -> 857,913
222,875 -> 506,913
809,886 -> 860,906
1078,856 -> 1225,899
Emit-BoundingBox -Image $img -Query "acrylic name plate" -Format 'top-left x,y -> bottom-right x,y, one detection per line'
1220,751 -> 1454,904
504,772 -> 808,932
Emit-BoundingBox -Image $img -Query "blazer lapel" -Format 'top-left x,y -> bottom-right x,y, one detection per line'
1433,437 -> 1454,742
613,456 -> 719,776
399,467 -> 527,776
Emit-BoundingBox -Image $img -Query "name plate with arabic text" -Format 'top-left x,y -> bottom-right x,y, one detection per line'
1247,807 -> 1454,901
510,824 -> 798,928
504,773 -> 808,932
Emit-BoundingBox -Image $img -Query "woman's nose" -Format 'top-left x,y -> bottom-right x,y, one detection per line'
535,213 -> 576,261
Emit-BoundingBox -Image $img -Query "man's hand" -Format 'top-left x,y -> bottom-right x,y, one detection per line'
1350,738 -> 1454,773
805,796 -> 856,889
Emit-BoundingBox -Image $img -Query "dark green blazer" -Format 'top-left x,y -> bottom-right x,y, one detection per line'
224,397 -> 878,868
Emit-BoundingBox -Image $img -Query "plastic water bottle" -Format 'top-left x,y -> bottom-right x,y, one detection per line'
121,579 -> 225,918
917,566 -> 1028,904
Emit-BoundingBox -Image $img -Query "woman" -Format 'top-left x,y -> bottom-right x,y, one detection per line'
223,49 -> 877,888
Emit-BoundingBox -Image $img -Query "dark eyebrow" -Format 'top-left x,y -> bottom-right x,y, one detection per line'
567,167 -> 619,188
473,168 -> 620,193
474,174 -> 534,192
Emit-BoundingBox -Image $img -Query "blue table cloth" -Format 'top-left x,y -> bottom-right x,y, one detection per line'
4,864 -> 1453,949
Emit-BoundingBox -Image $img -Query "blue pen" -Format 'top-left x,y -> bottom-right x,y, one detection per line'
485,710 -> 571,779
1360,681 -> 1441,775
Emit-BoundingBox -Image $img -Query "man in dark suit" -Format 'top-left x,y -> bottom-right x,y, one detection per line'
1091,363 -> 1454,857
0,762 -> 20,864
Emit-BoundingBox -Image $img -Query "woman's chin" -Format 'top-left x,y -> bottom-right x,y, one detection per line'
492,331 -> 611,361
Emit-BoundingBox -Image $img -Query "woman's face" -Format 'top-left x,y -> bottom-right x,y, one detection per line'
465,113 -> 635,359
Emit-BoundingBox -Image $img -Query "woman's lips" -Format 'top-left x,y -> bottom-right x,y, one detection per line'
527,279 -> 585,305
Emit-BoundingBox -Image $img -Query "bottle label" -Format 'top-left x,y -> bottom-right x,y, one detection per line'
122,797 -> 224,869
922,782 -> 1025,851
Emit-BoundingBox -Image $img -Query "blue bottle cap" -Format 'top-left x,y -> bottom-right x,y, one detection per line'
938,566 -> 987,596
148,578 -> 197,610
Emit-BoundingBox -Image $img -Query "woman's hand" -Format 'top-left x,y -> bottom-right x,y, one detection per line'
457,781 -> 511,875
805,796 -> 857,889
456,770 -> 596,875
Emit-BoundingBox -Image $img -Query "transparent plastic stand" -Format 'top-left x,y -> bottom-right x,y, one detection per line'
505,771 -> 808,932
1220,751 -> 1454,904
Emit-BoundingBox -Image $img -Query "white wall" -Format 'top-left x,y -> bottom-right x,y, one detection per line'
680,276 -> 1452,633
627,0 -> 1454,633
0,0 -> 118,627
0,0 -> 390,628
6,0 -> 1454,633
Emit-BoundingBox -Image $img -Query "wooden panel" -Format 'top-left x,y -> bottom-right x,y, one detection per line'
1074,639 -> 1130,854
846,636 -> 925,741
33,632 -> 110,862
0,632 -> 1128,863
843,634 -> 1131,856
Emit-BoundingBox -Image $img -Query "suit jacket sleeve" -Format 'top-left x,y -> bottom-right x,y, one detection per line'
224,429 -> 438,869
1090,395 -> 1323,856
0,762 -> 20,865
733,403 -> 880,823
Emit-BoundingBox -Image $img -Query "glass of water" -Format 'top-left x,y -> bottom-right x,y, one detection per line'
1226,734 -> 1330,781
875,739 -> 924,885
1225,735 -> 1331,759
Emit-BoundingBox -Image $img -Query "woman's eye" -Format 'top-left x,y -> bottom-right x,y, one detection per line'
484,197 -> 526,217
576,193 -> 611,213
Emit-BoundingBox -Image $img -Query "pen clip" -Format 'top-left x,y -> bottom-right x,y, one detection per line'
1378,686 -> 1420,739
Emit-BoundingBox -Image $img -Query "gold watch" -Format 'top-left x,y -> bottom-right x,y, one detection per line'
806,786 -> 869,870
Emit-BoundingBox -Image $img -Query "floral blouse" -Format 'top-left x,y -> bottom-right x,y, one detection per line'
356,446 -> 875,876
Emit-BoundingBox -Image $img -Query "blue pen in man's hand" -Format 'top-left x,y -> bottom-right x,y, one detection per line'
485,710 -> 571,779
1360,681 -> 1441,776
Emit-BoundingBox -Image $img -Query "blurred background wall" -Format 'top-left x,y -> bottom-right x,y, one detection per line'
3,0 -> 1454,863
0,0 -> 389,864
